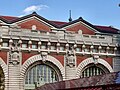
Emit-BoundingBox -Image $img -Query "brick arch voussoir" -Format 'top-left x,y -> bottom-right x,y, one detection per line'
0,58 -> 8,78
0,57 -> 8,90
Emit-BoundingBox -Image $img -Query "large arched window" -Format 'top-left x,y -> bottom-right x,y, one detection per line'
24,62 -> 61,90
81,64 -> 109,78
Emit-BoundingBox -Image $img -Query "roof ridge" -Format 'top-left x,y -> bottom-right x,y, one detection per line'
49,20 -> 68,23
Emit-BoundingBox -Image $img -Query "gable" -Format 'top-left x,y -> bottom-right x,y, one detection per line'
18,19 -> 51,31
17,19 -> 52,31
64,22 -> 96,35
0,12 -> 118,34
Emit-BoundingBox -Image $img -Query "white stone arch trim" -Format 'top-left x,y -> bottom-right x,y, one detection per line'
20,54 -> 65,79
76,57 -> 113,78
0,58 -> 8,77
0,58 -> 8,90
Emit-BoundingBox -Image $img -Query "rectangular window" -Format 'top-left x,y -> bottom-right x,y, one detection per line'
91,36 -> 97,38
84,45 -> 90,52
41,45 -> 46,49
101,47 -> 106,53
76,47 -> 81,52
99,36 -> 105,39
51,46 -> 56,50
109,47 -> 114,54
84,48 -> 89,52
92,46 -> 98,53
32,44 -> 37,49
22,43 -> 28,48
59,44 -> 65,51
41,42 -> 47,49
50,43 -> 56,50
60,46 -> 64,51
2,42 -> 9,47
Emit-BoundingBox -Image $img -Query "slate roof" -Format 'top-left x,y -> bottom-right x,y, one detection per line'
0,12 -> 119,34
0,16 -> 18,21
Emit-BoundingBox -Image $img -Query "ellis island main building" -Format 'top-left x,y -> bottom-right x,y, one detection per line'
0,12 -> 120,90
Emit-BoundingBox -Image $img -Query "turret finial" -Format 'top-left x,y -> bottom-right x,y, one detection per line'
69,10 -> 72,22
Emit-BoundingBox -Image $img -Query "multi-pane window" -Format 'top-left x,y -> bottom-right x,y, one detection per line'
81,65 -> 105,78
25,64 -> 59,90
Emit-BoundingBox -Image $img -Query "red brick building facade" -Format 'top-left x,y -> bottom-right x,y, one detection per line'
0,12 -> 120,90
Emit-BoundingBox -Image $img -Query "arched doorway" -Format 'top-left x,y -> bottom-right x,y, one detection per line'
80,64 -> 109,78
0,66 -> 5,90
24,61 -> 62,90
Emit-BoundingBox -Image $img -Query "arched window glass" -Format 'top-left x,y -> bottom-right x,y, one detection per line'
25,64 -> 59,90
81,65 -> 107,78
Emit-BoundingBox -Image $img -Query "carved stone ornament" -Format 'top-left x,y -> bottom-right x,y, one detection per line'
41,52 -> 48,63
93,55 -> 99,64
66,47 -> 75,68
9,52 -> 20,65
9,41 -> 20,65
11,41 -> 20,52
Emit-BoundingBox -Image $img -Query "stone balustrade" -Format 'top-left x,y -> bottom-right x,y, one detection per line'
0,27 -> 119,57
0,27 -> 115,45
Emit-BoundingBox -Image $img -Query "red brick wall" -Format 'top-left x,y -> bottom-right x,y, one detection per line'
0,51 -> 7,64
18,19 -> 51,31
66,23 -> 95,35
77,56 -> 87,66
102,57 -> 113,67
51,55 -> 64,66
22,52 -> 36,64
